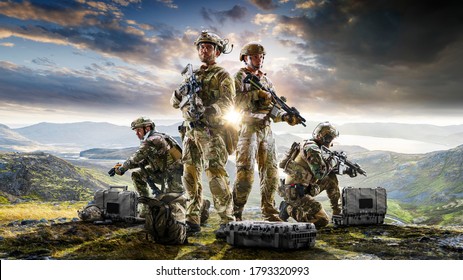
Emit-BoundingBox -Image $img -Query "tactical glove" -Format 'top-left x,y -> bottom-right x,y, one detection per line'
282,113 -> 301,126
257,90 -> 272,106
174,83 -> 189,99
108,163 -> 123,176
346,167 -> 358,178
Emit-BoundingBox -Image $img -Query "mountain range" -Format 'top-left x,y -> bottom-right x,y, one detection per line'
1,121 -> 463,225
2,121 -> 462,153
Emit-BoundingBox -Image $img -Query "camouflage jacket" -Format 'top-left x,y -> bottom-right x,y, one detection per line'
171,64 -> 235,130
120,130 -> 182,175
281,140 -> 335,186
234,68 -> 285,125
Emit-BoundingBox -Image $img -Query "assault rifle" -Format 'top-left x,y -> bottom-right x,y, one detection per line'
321,146 -> 367,177
178,63 -> 203,121
243,73 -> 306,127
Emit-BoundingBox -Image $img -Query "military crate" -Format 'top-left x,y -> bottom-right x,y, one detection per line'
224,221 -> 316,249
94,186 -> 139,221
332,187 -> 387,226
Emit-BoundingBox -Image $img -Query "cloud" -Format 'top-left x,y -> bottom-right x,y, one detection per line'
32,57 -> 56,67
201,5 -> 247,24
0,61 -> 177,118
253,13 -> 278,25
0,42 -> 14,47
156,0 -> 178,9
249,0 -> 278,10
0,0 -> 98,26
275,0 -> 463,66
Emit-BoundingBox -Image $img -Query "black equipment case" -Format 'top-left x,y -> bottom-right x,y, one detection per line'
332,187 -> 387,226
224,221 -> 316,249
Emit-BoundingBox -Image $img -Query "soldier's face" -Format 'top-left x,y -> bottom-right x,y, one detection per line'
135,127 -> 145,140
246,54 -> 264,70
198,43 -> 219,64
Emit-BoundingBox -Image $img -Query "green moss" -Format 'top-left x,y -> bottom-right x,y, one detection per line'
0,196 -> 9,204
386,200 -> 414,223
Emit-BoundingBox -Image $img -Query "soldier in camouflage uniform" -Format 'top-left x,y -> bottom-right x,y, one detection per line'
110,117 -> 184,217
233,43 -> 302,222
278,122 -> 346,227
170,31 -> 235,235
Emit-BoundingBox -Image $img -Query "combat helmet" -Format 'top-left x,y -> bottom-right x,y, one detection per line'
240,43 -> 266,61
131,117 -> 155,130
312,121 -> 339,145
194,30 -> 233,54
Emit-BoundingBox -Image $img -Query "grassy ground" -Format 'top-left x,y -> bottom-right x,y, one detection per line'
1,201 -> 463,260
0,201 -> 86,225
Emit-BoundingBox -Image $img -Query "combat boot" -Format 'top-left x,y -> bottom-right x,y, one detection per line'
186,221 -> 201,236
214,224 -> 227,239
332,206 -> 342,216
233,211 -> 242,221
278,201 -> 290,222
312,209 -> 329,228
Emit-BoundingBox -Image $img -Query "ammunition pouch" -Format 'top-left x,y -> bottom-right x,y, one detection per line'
284,183 -> 319,200
285,184 -> 306,201
189,120 -> 208,129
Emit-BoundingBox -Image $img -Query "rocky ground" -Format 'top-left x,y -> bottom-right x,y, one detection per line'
1,215 -> 462,260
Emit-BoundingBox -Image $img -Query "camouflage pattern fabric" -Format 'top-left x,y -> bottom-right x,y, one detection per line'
280,140 -> 342,225
232,68 -> 285,221
286,195 -> 329,228
78,204 -> 103,222
119,130 -> 184,195
171,64 -> 235,225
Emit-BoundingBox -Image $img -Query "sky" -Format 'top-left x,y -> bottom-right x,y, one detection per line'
0,0 -> 462,128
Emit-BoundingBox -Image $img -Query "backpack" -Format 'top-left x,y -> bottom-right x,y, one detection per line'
279,142 -> 301,169
138,193 -> 187,245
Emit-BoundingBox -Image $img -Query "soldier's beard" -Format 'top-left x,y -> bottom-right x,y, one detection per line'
200,54 -> 216,65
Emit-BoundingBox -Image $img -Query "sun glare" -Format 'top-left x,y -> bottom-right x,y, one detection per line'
223,107 -> 242,125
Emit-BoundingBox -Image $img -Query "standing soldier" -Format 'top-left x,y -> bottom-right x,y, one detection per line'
233,43 -> 301,222
278,122 -> 356,227
109,117 -> 184,217
170,31 -> 235,236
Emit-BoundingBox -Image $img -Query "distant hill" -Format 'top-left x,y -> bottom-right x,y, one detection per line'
0,151 -> 108,202
333,144 -> 463,225
13,122 -> 183,150
273,122 -> 463,147
14,122 -> 138,149
0,124 -> 44,152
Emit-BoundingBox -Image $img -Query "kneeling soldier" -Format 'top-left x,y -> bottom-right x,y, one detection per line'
278,122 -> 350,227
109,117 -> 184,217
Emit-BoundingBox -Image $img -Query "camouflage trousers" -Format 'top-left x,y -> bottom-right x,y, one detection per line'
131,165 -> 184,197
182,128 -> 234,225
233,124 -> 281,221
319,172 -> 341,214
285,172 -> 341,227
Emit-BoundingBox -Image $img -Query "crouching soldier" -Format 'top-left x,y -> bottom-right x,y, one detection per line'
109,117 -> 184,217
278,122 -> 346,228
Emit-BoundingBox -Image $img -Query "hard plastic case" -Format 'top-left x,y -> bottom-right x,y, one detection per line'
332,187 -> 387,226
93,186 -> 138,221
224,221 -> 317,249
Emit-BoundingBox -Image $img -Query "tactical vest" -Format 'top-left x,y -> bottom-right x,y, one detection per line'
195,65 -> 225,108
280,141 -> 315,185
